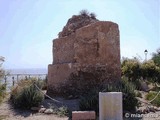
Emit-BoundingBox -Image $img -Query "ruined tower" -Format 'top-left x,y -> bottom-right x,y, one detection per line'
47,14 -> 121,96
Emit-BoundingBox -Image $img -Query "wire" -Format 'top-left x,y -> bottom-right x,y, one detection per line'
33,83 -> 63,104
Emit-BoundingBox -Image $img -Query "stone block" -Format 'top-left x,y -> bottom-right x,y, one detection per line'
72,111 -> 96,120
99,92 -> 122,120
53,34 -> 75,64
48,63 -> 76,87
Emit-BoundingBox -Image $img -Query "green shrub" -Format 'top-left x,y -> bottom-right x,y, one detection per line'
57,106 -> 68,117
10,78 -> 44,109
103,80 -> 138,111
0,56 -> 6,104
47,104 -> 68,117
79,89 -> 99,113
152,48 -> 160,67
0,83 -> 6,103
121,58 -> 141,80
121,55 -> 160,84
141,60 -> 158,82
146,91 -> 160,107
79,79 -> 138,113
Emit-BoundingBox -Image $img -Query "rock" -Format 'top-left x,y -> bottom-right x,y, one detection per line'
59,14 -> 98,38
31,107 -> 40,111
154,106 -> 158,111
44,109 -> 54,114
149,106 -> 156,112
140,82 -> 149,92
136,107 -> 143,114
156,107 -> 160,111
39,108 -> 46,113
142,109 -> 148,114
138,107 -> 149,114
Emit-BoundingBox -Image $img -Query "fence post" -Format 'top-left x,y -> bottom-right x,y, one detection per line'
12,76 -> 15,86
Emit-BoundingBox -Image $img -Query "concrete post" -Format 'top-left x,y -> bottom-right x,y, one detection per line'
99,92 -> 122,120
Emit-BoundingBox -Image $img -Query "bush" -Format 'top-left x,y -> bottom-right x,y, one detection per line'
79,79 -> 139,113
152,48 -> 160,67
146,91 -> 160,107
10,78 -> 44,109
103,80 -> 138,111
121,58 -> 141,81
47,104 -> 69,117
90,12 -> 96,19
0,56 -> 6,104
57,106 -> 68,117
141,60 -> 158,81
79,89 -> 99,113
0,83 -> 6,103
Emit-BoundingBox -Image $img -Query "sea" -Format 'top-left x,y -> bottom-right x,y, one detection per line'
0,68 -> 47,91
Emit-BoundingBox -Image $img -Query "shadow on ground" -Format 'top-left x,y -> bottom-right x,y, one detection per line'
7,101 -> 34,118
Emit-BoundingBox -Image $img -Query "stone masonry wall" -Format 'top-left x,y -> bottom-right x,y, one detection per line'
47,21 -> 121,96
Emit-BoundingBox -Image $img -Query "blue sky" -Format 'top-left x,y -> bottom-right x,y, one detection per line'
0,0 -> 159,69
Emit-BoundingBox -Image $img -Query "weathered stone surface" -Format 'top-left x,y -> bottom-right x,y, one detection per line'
47,19 -> 121,96
54,21 -> 120,66
99,92 -> 123,120
53,34 -> 75,64
58,14 -> 98,38
47,63 -> 76,92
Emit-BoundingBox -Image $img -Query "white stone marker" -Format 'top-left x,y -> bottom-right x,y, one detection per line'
99,92 -> 122,120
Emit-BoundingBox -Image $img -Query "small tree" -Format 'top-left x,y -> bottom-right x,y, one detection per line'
152,48 -> 160,67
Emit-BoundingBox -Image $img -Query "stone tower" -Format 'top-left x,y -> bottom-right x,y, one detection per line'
47,15 -> 121,96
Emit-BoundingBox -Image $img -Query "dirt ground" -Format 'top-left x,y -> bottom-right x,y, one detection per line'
0,101 -> 68,120
0,97 -> 79,120
1,92 -> 160,120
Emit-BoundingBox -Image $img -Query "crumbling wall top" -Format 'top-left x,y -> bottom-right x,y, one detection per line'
58,14 -> 99,38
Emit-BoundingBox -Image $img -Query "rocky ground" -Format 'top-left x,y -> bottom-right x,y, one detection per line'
124,90 -> 160,120
0,101 -> 68,120
1,91 -> 160,120
0,96 -> 79,120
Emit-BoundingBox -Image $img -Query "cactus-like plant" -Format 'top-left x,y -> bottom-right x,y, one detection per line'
79,9 -> 89,16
